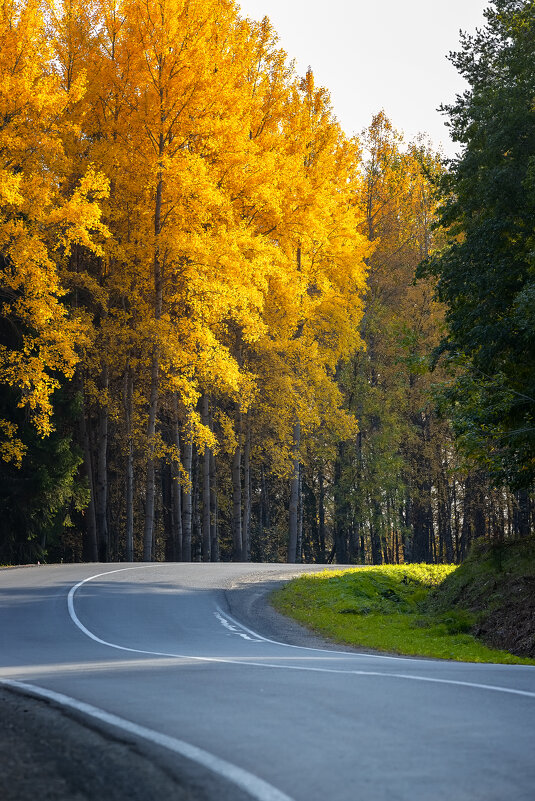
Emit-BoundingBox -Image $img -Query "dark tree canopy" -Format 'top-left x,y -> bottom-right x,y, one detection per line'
420,0 -> 535,488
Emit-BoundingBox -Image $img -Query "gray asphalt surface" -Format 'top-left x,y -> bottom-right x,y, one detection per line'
1,562 -> 534,801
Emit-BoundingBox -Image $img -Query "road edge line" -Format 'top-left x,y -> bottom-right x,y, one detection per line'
0,679 -> 295,801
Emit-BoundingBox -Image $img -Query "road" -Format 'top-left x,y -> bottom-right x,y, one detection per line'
1,562 -> 534,801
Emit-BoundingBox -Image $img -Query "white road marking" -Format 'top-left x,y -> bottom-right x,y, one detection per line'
214,605 -> 438,662
0,679 -> 295,801
66,566 -> 535,699
214,610 -> 263,641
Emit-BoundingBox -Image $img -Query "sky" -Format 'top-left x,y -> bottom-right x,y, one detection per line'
236,0 -> 489,158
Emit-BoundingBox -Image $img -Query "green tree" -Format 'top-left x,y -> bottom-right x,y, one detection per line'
419,0 -> 535,488
0,385 -> 87,564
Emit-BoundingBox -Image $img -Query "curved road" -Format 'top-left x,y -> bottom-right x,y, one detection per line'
1,563 -> 534,801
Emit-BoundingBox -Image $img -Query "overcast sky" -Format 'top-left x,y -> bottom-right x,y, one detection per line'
236,0 -> 489,158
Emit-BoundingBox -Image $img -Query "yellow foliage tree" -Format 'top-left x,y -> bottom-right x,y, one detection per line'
0,0 -> 107,465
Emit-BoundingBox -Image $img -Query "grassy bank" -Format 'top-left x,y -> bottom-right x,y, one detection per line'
271,548 -> 535,664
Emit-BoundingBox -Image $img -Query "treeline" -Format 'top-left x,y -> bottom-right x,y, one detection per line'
1,0 -> 533,565
290,113 -> 534,567
0,0 -> 368,563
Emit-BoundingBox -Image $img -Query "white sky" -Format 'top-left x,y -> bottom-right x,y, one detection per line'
236,0 -> 488,158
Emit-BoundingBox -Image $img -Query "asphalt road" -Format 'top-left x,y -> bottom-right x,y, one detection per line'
1,563 -> 534,801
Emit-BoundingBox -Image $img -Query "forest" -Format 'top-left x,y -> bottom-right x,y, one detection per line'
0,0 -> 533,566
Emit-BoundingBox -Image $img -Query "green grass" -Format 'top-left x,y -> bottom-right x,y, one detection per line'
271,563 -> 535,664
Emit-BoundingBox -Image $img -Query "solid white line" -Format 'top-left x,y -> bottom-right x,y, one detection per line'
0,679 -> 295,801
66,566 -> 535,699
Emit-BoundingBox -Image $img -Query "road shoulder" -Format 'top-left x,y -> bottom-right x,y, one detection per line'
0,685 -> 218,801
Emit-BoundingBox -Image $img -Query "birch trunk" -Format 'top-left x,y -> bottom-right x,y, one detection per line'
79,376 -> 98,562
171,398 -> 183,560
242,413 -> 251,562
95,364 -> 109,561
287,421 -> 301,563
182,437 -> 193,562
192,449 -> 201,560
296,460 -> 302,563
125,368 -> 134,562
142,353 -> 159,561
318,468 -> 326,563
142,137 -> 164,561
201,395 -> 211,562
210,449 -> 219,561
231,410 -> 242,561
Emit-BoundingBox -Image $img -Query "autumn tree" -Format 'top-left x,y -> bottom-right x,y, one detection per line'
0,0 -> 108,560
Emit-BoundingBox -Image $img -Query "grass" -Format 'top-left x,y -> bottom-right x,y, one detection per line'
271,562 -> 535,664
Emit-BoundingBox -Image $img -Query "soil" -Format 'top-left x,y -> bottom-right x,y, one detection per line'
473,575 -> 535,658
429,537 -> 535,660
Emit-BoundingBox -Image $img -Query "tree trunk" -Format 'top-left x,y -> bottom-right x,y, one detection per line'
232,410 -> 242,561
162,459 -> 174,560
201,395 -> 211,562
318,468 -> 326,563
125,368 -> 134,562
182,436 -> 193,562
95,364 -> 109,561
370,498 -> 383,565
210,449 -> 219,562
171,399 -> 183,560
142,353 -> 159,561
142,148 -> 164,561
79,376 -> 98,562
287,421 -> 301,563
460,475 -> 474,561
333,445 -> 348,564
192,448 -> 201,560
514,489 -> 531,538
242,413 -> 251,562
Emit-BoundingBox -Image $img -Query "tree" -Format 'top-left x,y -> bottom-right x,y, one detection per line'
419,0 -> 535,488
0,0 -> 107,465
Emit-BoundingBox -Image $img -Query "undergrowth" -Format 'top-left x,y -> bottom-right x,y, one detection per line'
271,563 -> 535,664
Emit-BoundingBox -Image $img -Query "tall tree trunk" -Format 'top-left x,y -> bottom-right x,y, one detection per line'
192,448 -> 201,560
348,519 -> 359,564
514,489 -> 530,538
296,460 -> 303,563
142,146 -> 164,561
232,410 -> 242,561
261,464 -> 270,530
79,375 -> 98,562
460,475 -> 474,561
318,468 -> 326,563
182,436 -> 193,562
201,394 -> 211,562
210,449 -> 219,562
370,498 -> 383,565
440,460 -> 454,563
259,464 -> 270,562
96,364 -> 109,561
287,421 -> 301,563
242,413 -> 251,562
171,399 -> 183,561
333,444 -> 348,564
451,479 -> 460,562
162,459 -> 174,560
142,353 -> 159,561
125,368 -> 134,562
303,472 -> 319,563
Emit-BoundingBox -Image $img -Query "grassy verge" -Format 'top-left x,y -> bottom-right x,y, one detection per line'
271,560 -> 535,664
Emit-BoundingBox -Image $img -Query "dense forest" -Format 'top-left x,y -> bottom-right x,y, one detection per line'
0,0 -> 533,565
